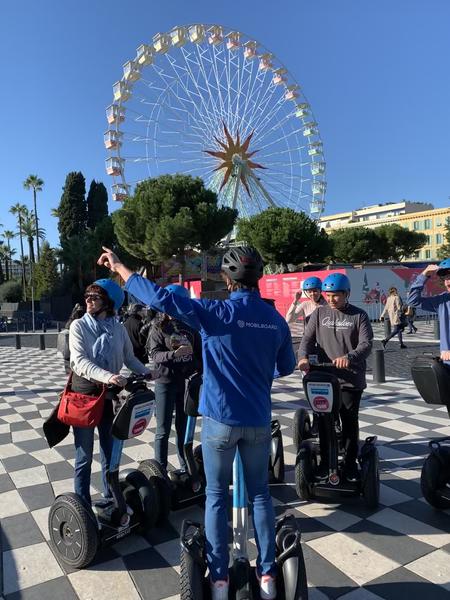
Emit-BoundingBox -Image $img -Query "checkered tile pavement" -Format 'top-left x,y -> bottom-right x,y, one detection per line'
0,347 -> 449,599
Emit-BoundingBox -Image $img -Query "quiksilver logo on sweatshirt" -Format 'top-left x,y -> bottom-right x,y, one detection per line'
237,320 -> 278,330
321,316 -> 353,329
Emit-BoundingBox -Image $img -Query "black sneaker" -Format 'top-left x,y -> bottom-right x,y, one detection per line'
343,462 -> 360,483
314,464 -> 329,481
400,344 -> 407,349
381,339 -> 387,349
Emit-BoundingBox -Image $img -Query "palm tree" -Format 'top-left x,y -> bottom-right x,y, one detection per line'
23,175 -> 44,261
9,203 -> 28,299
21,210 -> 45,264
2,230 -> 15,280
0,243 -> 6,283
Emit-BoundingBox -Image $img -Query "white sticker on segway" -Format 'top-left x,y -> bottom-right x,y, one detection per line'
128,401 -> 154,438
306,382 -> 333,413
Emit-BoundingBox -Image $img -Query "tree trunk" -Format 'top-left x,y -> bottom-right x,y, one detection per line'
34,188 -> 40,261
18,217 -> 27,300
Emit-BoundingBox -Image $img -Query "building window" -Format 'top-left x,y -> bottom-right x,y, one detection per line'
424,219 -> 432,229
362,216 -> 369,221
413,221 -> 420,230
436,233 -> 443,244
425,235 -> 431,245
425,249 -> 431,259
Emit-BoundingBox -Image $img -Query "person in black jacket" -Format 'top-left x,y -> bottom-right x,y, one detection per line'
148,286 -> 202,476
123,304 -> 148,363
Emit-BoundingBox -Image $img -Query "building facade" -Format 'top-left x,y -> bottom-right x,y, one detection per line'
319,201 -> 450,260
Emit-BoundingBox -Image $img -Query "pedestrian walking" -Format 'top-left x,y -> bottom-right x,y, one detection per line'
404,305 -> 418,334
380,287 -> 407,349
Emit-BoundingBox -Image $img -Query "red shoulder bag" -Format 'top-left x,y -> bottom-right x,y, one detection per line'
57,373 -> 107,428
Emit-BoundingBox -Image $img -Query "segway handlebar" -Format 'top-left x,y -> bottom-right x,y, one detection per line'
309,361 -> 358,375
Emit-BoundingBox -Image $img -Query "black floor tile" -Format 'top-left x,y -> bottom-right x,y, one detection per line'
302,544 -> 355,598
1,513 -> 44,550
4,576 -> 79,600
19,483 -> 55,511
15,437 -> 49,452
2,454 -> 42,471
125,548 -> 180,600
45,461 -> 75,482
366,566 -> 450,600
0,473 -> 15,493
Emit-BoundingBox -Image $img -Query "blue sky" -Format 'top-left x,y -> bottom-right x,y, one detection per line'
1,0 -> 449,253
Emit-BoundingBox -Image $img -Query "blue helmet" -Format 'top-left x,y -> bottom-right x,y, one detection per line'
165,284 -> 190,298
437,258 -> 450,276
302,276 -> 322,291
322,273 -> 351,293
93,279 -> 125,311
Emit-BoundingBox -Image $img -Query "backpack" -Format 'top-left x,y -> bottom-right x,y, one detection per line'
57,329 -> 70,361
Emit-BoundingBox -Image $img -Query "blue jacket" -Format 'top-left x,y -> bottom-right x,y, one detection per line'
407,274 -> 450,357
125,274 -> 296,426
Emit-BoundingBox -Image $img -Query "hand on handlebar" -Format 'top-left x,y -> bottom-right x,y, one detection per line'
332,356 -> 350,369
298,358 -> 310,373
108,374 -> 128,387
440,350 -> 450,361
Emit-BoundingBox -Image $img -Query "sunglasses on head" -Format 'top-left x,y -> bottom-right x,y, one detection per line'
84,293 -> 102,302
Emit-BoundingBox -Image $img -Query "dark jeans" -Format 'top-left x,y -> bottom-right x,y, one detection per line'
385,324 -> 404,345
73,399 -> 114,506
319,388 -> 362,466
407,317 -> 417,333
154,380 -> 187,471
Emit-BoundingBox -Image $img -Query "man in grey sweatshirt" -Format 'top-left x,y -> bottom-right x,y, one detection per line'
298,273 -> 373,482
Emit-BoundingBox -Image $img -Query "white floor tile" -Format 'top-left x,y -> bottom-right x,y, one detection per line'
3,542 -> 63,594
404,549 -> 450,590
368,508 -> 450,548
0,489 -> 28,518
0,443 -> 25,459
68,557 -> 141,600
9,465 -> 49,488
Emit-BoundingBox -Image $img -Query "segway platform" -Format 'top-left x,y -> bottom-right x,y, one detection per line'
294,368 -> 380,508
411,355 -> 450,509
48,376 -> 158,568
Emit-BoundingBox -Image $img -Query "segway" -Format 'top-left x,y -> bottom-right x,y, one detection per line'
48,375 -> 158,569
294,365 -> 379,508
180,448 -> 308,599
411,355 -> 450,509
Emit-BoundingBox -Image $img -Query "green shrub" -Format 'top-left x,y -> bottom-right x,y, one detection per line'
0,280 -> 23,302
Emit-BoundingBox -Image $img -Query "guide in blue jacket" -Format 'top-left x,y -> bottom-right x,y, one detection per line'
97,245 -> 295,600
407,259 -> 450,362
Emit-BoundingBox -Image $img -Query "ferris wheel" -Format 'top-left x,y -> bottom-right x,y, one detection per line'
104,24 -> 326,219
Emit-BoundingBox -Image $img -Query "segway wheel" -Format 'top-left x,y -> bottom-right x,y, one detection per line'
295,443 -> 314,501
138,459 -> 172,524
124,469 -> 159,532
421,452 -> 450,510
269,420 -> 285,483
180,520 -> 207,600
360,447 -> 380,509
293,409 -> 311,450
48,493 -> 98,568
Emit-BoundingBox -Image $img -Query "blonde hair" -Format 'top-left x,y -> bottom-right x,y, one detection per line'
388,287 -> 398,295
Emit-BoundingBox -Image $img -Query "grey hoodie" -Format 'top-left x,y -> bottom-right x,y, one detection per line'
298,303 -> 373,389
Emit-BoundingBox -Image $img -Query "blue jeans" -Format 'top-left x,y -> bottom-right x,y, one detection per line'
155,380 -> 187,471
201,416 -> 276,582
73,400 -> 114,506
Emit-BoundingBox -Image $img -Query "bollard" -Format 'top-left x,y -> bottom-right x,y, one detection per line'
433,319 -> 440,341
57,322 -> 61,333
373,349 -> 385,384
383,318 -> 391,338
39,334 -> 45,351
15,334 -> 21,350
16,319 -> 19,332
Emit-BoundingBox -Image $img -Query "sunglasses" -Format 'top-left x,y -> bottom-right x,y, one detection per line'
84,293 -> 102,302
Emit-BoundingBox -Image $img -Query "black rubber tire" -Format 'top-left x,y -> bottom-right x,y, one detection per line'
293,409 -> 311,451
295,443 -> 314,501
361,447 -> 380,509
180,545 -> 206,600
421,452 -> 450,510
48,493 -> 98,568
270,430 -> 285,484
138,459 -> 172,524
125,469 -> 158,532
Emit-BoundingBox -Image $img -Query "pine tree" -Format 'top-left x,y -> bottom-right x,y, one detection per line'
34,242 -> 59,298
57,172 -> 87,243
86,180 -> 108,229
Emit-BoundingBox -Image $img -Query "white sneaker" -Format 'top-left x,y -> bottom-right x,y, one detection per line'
210,579 -> 229,600
259,574 -> 276,600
